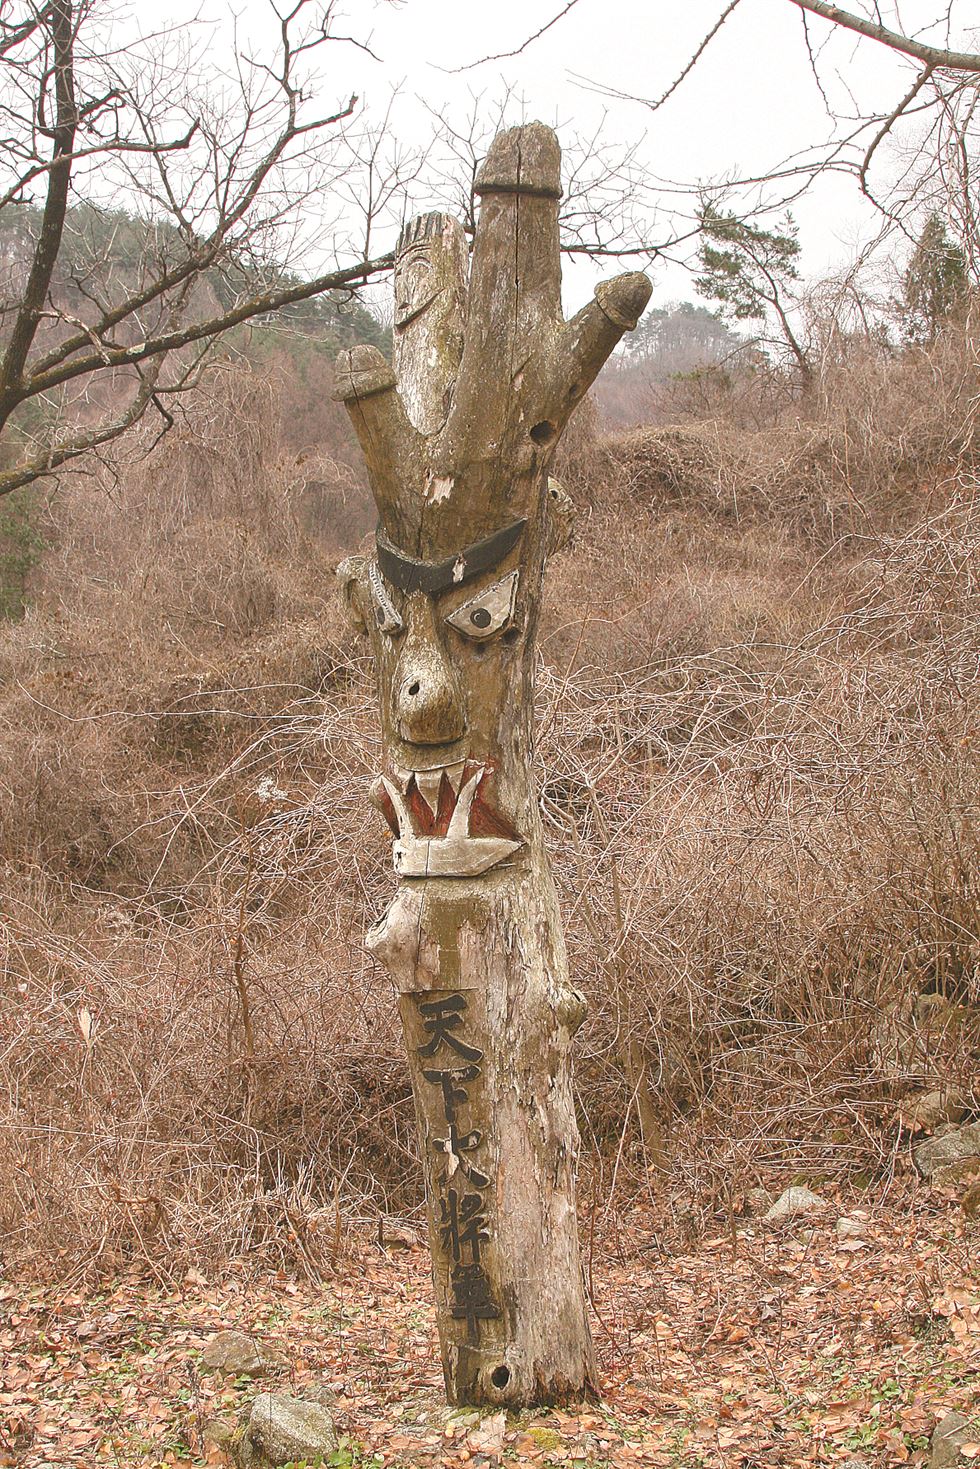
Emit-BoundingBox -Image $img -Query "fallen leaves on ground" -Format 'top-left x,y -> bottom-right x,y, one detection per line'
0,1187 -> 977,1468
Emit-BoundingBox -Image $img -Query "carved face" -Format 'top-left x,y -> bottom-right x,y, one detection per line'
339,521 -> 535,878
393,213 -> 466,337
391,213 -> 468,438
394,243 -> 440,330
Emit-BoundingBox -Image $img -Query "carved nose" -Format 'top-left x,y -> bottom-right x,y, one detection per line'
396,639 -> 466,747
397,660 -> 465,744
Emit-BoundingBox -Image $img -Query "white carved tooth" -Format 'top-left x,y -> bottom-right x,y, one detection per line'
415,769 -> 442,815
392,764 -> 412,793
446,767 -> 482,840
445,761 -> 466,795
381,776 -> 414,839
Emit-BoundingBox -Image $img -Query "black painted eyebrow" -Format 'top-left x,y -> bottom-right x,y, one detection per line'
376,518 -> 526,595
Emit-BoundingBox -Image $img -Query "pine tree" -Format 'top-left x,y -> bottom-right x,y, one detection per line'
902,212 -> 969,345
695,204 -> 810,381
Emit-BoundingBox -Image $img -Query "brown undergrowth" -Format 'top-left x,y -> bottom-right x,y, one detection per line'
0,327 -> 978,1278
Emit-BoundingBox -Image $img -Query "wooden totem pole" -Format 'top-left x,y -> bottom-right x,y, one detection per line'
335,123 -> 650,1408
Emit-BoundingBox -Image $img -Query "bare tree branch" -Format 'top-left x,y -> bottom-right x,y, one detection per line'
786,0 -> 980,71
443,0 -> 581,72
0,0 -> 400,493
0,123 -> 198,214
0,0 -> 77,391
573,0 -> 743,115
858,62 -> 935,197
0,349 -> 167,496
20,250 -> 396,401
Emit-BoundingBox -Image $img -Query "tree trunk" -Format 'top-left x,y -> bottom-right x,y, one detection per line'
334,121 -> 650,1407
368,861 -> 592,1403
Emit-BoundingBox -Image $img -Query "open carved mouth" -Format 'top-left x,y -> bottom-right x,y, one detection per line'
373,760 -> 522,879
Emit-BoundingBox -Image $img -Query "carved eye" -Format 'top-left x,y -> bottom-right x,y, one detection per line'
369,562 -> 403,636
445,571 -> 519,641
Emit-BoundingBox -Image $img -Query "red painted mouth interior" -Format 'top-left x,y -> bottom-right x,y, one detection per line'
378,760 -> 520,842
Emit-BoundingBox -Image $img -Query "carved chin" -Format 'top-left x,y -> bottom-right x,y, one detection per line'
372,761 -> 522,879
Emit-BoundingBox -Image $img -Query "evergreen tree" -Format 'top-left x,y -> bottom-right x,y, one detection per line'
902,211 -> 969,345
695,203 -> 811,381
620,300 -> 739,367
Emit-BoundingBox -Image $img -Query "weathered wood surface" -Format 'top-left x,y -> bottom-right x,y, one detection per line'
335,121 -> 650,1407
392,211 -> 467,436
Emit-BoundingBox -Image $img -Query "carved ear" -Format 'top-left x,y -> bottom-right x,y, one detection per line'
335,555 -> 370,632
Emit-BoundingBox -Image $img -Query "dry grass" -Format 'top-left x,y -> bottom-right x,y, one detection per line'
546,486 -> 980,1206
0,328 -> 978,1278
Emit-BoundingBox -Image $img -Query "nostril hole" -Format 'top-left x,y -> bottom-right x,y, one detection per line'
407,681 -> 420,697
490,1364 -> 510,1389
530,420 -> 556,445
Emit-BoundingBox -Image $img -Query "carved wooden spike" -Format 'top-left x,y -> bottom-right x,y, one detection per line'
332,345 -> 423,551
472,122 -> 563,338
336,121 -> 650,1408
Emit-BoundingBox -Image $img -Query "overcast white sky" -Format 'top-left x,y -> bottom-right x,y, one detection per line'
161,0 -> 979,312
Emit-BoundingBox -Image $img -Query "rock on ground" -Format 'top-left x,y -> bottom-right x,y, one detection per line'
930,1411 -> 975,1469
914,1122 -> 980,1184
743,1187 -> 773,1216
202,1416 -> 236,1448
962,1181 -> 980,1219
900,1088 -> 968,1132
233,1392 -> 336,1468
201,1329 -> 286,1377
764,1186 -> 828,1221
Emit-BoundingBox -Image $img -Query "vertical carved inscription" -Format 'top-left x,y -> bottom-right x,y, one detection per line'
414,992 -> 501,1341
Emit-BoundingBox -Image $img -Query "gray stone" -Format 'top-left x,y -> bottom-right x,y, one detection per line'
241,1393 -> 336,1467
201,1329 -> 286,1377
901,1088 -> 968,1132
764,1186 -> 828,1221
836,1216 -> 868,1239
930,1412 -> 974,1469
202,1416 -> 237,1447
915,997 -> 980,1043
914,1121 -> 980,1183
744,1187 -> 773,1215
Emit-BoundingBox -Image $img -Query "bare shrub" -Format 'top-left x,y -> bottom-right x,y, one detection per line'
1,328 -> 979,1276
540,479 -> 980,1226
590,311 -> 979,551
